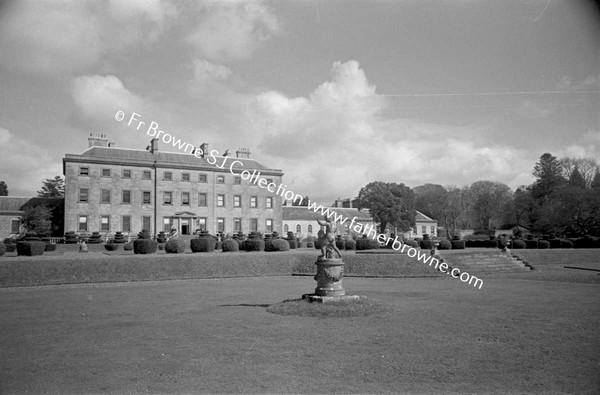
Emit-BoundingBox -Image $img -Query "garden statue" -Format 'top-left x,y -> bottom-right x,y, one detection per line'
317,216 -> 342,259
167,226 -> 179,241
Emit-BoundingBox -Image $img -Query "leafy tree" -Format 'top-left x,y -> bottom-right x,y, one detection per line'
357,181 -> 415,233
21,205 -> 52,236
413,184 -> 447,222
443,186 -> 471,238
560,157 -> 599,188
568,166 -> 586,189
531,153 -> 565,200
37,176 -> 64,198
0,181 -> 7,196
469,180 -> 513,231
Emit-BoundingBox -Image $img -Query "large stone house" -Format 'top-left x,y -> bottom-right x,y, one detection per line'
62,134 -> 285,237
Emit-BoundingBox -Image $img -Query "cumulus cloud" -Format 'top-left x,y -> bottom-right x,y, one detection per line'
0,0 -> 174,75
185,0 -> 280,62
563,130 -> 600,158
0,127 -> 60,196
192,59 -> 233,85
71,75 -> 144,123
248,61 -> 536,202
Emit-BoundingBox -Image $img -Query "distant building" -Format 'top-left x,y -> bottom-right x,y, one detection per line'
0,197 -> 64,239
62,134 -> 285,237
282,206 -> 375,239
408,211 -> 438,238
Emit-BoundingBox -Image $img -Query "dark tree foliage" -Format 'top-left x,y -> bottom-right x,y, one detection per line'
591,171 -> 600,190
413,183 -> 447,221
37,176 -> 65,198
21,205 -> 52,236
469,180 -> 513,231
357,181 -> 415,233
531,153 -> 565,200
569,166 -> 586,189
0,181 -> 7,196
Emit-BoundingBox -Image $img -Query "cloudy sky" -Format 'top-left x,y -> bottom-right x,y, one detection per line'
0,0 -> 598,204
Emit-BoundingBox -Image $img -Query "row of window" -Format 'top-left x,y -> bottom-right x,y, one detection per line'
77,215 -> 274,233
79,189 -> 274,208
284,224 -> 314,234
78,167 -> 273,185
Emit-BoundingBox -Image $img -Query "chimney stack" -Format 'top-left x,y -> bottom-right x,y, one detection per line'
88,133 -> 110,148
236,148 -> 251,159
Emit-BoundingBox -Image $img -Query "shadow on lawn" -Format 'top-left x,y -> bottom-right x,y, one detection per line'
219,303 -> 272,308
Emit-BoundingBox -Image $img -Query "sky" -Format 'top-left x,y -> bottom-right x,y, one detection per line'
0,0 -> 598,204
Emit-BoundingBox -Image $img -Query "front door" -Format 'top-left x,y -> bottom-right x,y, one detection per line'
181,218 -> 190,235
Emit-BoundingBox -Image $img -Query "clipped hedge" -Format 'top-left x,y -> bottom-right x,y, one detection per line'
344,239 -> 356,250
524,240 -> 538,249
268,239 -> 290,252
17,241 -> 45,256
287,239 -> 297,249
451,240 -> 465,250
561,239 -> 573,249
165,238 -> 187,254
222,239 -> 239,252
124,242 -> 133,251
538,240 -> 550,249
420,239 -> 434,250
191,237 -> 216,253
245,239 -> 265,252
356,238 -> 380,251
0,242 -> 5,256
404,239 -> 419,248
133,239 -> 158,254
548,239 -> 562,249
335,238 -> 346,251
104,243 -> 120,251
437,239 -> 452,250
484,239 -> 498,248
511,240 -> 526,249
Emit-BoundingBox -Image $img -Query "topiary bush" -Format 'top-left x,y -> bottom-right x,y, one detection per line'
420,239 -> 434,250
269,239 -> 290,252
17,241 -> 45,256
245,238 -> 265,252
344,238 -> 356,250
484,239 -> 498,248
287,238 -> 297,249
215,241 -> 222,250
222,239 -> 239,252
165,238 -> 186,254
561,239 -> 573,249
137,230 -> 152,240
524,240 -> 538,249
64,231 -> 78,244
511,240 -> 526,249
88,232 -> 103,244
356,238 -> 380,250
124,242 -> 133,251
104,243 -> 120,251
404,239 -> 419,248
574,237 -> 595,248
335,236 -> 346,251
44,243 -> 56,252
133,239 -> 158,254
0,242 -> 6,256
113,231 -> 126,244
158,243 -> 165,250
537,240 -> 550,249
451,240 -> 465,249
548,239 -> 562,249
437,239 -> 452,250
191,231 -> 216,252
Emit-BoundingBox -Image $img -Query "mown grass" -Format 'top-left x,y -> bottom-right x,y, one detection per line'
266,296 -> 390,317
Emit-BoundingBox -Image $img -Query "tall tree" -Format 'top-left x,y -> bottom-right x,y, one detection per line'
469,180 -> 513,230
591,170 -> 600,190
0,181 -> 7,196
531,153 -> 565,200
21,205 -> 52,236
443,186 -> 470,238
569,166 -> 586,189
292,196 -> 309,206
37,176 -> 65,198
413,183 -> 447,222
357,181 -> 415,233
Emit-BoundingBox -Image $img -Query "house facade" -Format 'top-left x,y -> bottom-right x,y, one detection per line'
63,135 -> 285,237
282,206 -> 375,239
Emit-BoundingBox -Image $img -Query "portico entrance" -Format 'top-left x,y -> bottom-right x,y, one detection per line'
171,211 -> 199,236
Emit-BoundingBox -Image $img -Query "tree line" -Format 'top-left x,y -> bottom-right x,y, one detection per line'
357,153 -> 600,238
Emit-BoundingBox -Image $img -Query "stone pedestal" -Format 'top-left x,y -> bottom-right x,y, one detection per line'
314,257 -> 345,296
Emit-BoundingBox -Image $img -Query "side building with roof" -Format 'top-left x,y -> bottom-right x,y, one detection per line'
0,197 -> 64,239
62,134 -> 285,237
282,205 -> 375,239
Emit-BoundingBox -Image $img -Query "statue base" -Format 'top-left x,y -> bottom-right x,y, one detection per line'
313,257 -> 345,297
301,294 -> 361,304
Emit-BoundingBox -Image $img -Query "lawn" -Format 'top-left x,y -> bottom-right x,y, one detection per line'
0,273 -> 598,394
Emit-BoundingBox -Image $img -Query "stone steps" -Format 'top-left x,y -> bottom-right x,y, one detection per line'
438,251 -> 534,274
